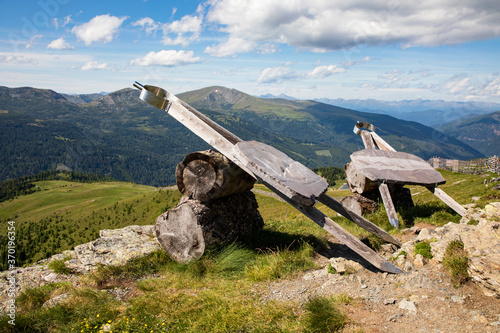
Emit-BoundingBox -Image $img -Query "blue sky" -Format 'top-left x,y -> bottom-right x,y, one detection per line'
1,0 -> 499,102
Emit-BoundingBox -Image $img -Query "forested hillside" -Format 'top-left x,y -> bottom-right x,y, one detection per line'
0,85 -> 484,186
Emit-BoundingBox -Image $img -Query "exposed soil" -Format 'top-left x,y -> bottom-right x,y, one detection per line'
256,231 -> 500,333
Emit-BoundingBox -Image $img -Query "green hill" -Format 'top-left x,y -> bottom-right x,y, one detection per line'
0,85 -> 484,186
437,110 -> 500,156
0,178 -> 180,269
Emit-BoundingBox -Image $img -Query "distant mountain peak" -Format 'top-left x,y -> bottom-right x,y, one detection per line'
259,93 -> 298,101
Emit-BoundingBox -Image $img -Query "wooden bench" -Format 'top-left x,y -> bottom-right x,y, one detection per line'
349,122 -> 466,228
133,82 -> 403,274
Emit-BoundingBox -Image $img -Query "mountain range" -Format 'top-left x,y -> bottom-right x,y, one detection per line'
437,111 -> 500,157
313,98 -> 500,127
0,85 -> 487,186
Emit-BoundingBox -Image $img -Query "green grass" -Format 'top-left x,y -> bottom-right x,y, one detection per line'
0,170 -> 495,332
304,295 -> 348,332
442,240 -> 469,287
0,180 -> 156,223
414,241 -> 433,259
0,181 -> 181,268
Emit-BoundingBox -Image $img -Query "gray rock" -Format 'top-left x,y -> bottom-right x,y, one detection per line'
398,299 -> 417,313
388,313 -> 404,322
42,293 -> 71,308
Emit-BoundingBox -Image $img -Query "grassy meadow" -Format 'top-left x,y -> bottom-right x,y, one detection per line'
1,169 -> 499,332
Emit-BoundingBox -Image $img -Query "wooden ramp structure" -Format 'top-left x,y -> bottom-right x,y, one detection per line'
350,122 -> 466,228
133,82 -> 402,274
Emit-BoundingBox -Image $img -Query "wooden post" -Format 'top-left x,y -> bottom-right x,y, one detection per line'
378,183 -> 399,228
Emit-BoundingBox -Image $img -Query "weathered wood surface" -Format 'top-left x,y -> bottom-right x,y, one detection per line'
361,131 -> 376,149
318,194 -> 401,246
378,183 -> 400,228
339,193 -> 379,216
155,191 -> 264,263
371,132 -> 396,152
235,140 -> 328,206
176,150 -> 255,202
276,191 -> 403,274
136,83 -> 403,273
426,186 -> 467,216
350,149 -> 446,186
345,162 -> 379,194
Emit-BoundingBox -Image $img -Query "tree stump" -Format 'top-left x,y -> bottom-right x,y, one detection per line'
340,194 -> 379,216
155,191 -> 264,263
176,150 -> 256,202
344,162 -> 378,194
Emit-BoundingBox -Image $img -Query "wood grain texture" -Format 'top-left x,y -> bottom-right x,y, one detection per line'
426,186 -> 466,216
378,183 -> 399,228
176,150 -> 255,202
318,194 -> 401,246
235,140 -> 328,206
350,149 -> 446,186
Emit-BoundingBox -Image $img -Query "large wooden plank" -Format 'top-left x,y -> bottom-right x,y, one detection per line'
235,141 -> 328,206
318,194 -> 401,246
351,149 -> 446,185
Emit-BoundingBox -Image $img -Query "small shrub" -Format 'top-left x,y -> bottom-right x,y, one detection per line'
414,241 -> 433,259
304,296 -> 347,332
467,219 -> 479,226
442,240 -> 469,287
48,258 -> 71,275
327,263 -> 337,274
361,234 -> 384,251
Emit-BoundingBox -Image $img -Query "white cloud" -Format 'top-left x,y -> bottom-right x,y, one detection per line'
130,50 -> 200,67
307,65 -> 346,79
437,74 -> 500,98
206,0 -> 500,52
80,61 -> 108,71
26,35 -> 42,49
47,37 -> 74,50
257,66 -> 299,83
72,14 -> 127,46
162,14 -> 203,46
205,37 -> 255,57
0,54 -> 38,65
132,17 -> 159,35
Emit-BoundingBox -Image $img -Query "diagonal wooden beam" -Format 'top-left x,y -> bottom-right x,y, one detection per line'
425,186 -> 466,216
378,183 -> 399,228
317,193 -> 401,246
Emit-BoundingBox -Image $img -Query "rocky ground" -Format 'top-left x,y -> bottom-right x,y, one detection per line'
1,203 -> 499,332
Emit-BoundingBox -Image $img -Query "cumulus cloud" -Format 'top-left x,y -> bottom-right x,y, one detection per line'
130,50 -> 200,67
307,65 -> 346,79
257,66 -> 300,83
162,14 -> 203,46
132,17 -> 160,35
206,0 -> 500,53
72,14 -> 127,46
80,61 -> 108,71
47,37 -> 74,50
205,37 -> 255,57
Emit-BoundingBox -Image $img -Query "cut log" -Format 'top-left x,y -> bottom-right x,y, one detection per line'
340,194 -> 379,216
155,191 -> 264,263
345,162 -> 378,194
176,150 -> 256,202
